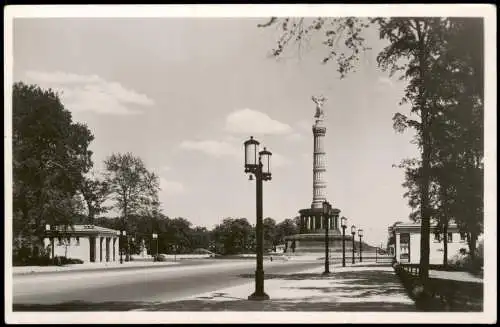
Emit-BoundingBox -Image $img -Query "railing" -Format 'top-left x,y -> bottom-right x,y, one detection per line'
400,263 -> 420,276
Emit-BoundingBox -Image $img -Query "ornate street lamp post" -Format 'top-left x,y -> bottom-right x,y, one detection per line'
244,136 -> 272,301
340,217 -> 347,267
358,228 -> 364,263
322,201 -> 332,275
351,225 -> 356,265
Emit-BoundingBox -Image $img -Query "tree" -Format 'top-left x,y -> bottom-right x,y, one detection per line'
394,158 -> 422,223
12,82 -> 94,257
263,217 -> 277,251
167,217 -> 193,253
275,218 -> 300,245
189,226 -> 211,251
434,18 -> 484,259
104,152 -> 160,260
259,17 -> 371,79
212,218 -> 253,255
374,17 -> 454,282
79,171 -> 110,224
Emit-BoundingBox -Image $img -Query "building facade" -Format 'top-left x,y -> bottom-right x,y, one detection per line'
44,224 -> 120,263
388,221 -> 479,265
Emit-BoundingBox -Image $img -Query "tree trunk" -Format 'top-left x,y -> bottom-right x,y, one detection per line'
440,181 -> 450,267
468,232 -> 477,260
123,197 -> 129,261
417,19 -> 431,283
87,199 -> 94,225
443,222 -> 448,266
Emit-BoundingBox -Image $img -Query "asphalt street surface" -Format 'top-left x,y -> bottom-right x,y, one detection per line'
12,259 -> 320,311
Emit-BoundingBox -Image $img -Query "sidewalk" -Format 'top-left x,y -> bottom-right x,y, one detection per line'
134,262 -> 417,311
12,260 -> 179,276
429,270 -> 483,283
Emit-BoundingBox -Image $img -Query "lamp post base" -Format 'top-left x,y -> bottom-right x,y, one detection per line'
248,292 -> 270,301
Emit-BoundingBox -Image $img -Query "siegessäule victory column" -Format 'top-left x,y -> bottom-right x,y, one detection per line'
284,96 -> 357,262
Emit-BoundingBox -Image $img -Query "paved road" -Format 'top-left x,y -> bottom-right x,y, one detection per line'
13,259 -> 320,311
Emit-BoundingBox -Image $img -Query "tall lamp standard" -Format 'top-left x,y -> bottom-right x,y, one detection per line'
358,229 -> 364,263
351,225 -> 356,264
244,136 -> 272,301
340,217 -> 347,267
322,201 -> 332,275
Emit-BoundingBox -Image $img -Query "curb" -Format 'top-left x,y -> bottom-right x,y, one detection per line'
12,262 -> 181,276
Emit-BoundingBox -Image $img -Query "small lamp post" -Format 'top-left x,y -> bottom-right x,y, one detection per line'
45,224 -> 55,260
244,136 -> 272,301
120,230 -> 126,264
358,228 -> 364,263
351,225 -> 356,264
341,217 -> 347,267
152,233 -> 158,261
173,244 -> 179,261
131,237 -> 135,260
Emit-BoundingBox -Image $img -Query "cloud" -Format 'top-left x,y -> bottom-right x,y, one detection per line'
24,70 -> 155,115
179,140 -> 239,158
160,177 -> 185,195
225,109 -> 292,135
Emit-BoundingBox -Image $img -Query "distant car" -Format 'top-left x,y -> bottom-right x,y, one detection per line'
154,254 -> 169,262
192,248 -> 216,257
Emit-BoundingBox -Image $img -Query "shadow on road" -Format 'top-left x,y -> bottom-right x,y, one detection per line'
13,299 -> 416,312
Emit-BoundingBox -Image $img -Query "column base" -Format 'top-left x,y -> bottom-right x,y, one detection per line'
248,292 -> 270,301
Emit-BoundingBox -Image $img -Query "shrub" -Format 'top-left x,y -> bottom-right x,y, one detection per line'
13,254 -> 54,266
56,257 -> 84,265
449,252 -> 483,273
13,255 -> 84,266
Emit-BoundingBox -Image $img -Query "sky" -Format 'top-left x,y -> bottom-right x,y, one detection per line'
11,16 -> 421,247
